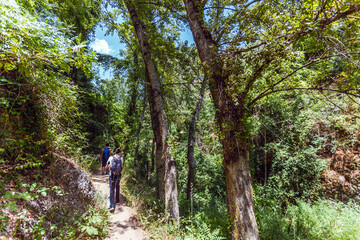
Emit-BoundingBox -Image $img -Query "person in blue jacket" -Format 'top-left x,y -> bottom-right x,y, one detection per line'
100,143 -> 111,175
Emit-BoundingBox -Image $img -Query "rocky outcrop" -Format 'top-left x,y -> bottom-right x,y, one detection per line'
322,141 -> 360,203
50,153 -> 95,200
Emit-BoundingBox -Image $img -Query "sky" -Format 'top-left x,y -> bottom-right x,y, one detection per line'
89,22 -> 195,79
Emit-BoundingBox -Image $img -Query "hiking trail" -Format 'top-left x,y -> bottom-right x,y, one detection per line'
92,172 -> 148,240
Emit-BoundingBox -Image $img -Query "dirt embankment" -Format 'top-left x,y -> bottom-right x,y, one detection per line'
322,141 -> 360,203
1,153 -> 95,239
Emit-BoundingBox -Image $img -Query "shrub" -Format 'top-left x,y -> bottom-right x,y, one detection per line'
257,199 -> 360,240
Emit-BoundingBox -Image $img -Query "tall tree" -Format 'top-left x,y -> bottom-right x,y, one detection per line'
124,0 -> 180,223
134,92 -> 147,168
182,0 -> 360,239
187,77 -> 207,201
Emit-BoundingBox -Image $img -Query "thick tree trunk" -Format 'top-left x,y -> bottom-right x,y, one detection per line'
134,93 -> 146,168
145,68 -> 165,198
220,116 -> 258,240
183,0 -> 259,238
126,0 -> 179,223
187,78 -> 206,201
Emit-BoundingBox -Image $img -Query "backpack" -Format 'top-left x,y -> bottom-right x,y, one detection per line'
110,155 -> 122,178
103,147 -> 110,160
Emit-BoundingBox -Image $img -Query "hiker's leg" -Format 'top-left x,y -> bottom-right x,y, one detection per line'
102,159 -> 107,174
109,176 -> 115,209
115,175 -> 120,203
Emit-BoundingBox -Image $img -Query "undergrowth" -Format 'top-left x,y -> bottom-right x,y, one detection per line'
257,199 -> 360,240
0,171 -> 109,239
121,168 -> 227,240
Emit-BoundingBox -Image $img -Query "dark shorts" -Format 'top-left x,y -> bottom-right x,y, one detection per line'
102,158 -> 108,167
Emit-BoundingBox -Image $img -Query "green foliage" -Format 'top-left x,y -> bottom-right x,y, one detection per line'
0,0 -> 96,168
251,90 -> 360,206
0,182 -> 109,239
257,199 -> 360,240
78,154 -> 100,173
264,146 -> 328,203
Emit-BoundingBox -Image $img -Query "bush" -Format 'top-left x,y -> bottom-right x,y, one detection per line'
257,199 -> 360,240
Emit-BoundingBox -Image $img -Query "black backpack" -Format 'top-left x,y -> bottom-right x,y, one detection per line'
110,155 -> 122,178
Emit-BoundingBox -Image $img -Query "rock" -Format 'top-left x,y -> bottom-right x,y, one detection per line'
50,153 -> 95,200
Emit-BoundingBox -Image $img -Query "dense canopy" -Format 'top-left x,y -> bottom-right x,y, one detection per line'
1,0 -> 360,239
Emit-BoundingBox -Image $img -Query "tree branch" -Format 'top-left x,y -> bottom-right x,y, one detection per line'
248,51 -> 360,107
320,91 -> 360,117
239,59 -> 271,105
249,87 -> 360,108
215,0 -> 261,44
320,4 -> 360,26
231,4 -> 360,55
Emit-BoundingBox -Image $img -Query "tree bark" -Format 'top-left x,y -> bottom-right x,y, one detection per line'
187,77 -> 206,201
183,0 -> 259,239
126,0 -> 179,223
134,93 -> 146,168
145,67 -> 165,200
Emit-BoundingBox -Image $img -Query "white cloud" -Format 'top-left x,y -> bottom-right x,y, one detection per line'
90,39 -> 112,54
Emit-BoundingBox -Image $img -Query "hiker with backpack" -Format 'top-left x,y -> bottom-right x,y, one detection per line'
100,143 -> 111,175
106,148 -> 123,213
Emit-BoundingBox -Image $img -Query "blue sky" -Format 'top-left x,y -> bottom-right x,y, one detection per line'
90,24 -> 194,79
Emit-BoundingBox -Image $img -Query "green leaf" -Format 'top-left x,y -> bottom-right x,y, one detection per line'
30,183 -> 37,191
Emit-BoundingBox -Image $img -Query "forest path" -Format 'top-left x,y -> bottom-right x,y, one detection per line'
92,171 -> 148,240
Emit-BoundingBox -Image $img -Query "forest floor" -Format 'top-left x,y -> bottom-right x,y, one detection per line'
92,171 -> 148,240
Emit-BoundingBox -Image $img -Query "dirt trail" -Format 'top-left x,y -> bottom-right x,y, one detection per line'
92,173 -> 148,240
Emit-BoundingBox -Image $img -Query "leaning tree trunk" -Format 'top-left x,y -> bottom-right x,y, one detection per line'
125,0 -> 179,223
183,0 -> 259,239
145,68 -> 165,199
187,77 -> 206,201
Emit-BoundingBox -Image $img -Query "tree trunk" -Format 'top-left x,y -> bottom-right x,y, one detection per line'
134,93 -> 146,168
126,0 -> 179,223
123,51 -> 139,162
183,0 -> 259,238
187,77 -> 206,201
149,137 -> 155,186
145,68 -> 165,199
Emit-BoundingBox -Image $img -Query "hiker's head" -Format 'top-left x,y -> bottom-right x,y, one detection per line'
106,143 -> 110,147
115,148 -> 121,154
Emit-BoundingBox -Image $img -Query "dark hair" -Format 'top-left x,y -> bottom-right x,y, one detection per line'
106,143 -> 110,147
115,148 -> 121,154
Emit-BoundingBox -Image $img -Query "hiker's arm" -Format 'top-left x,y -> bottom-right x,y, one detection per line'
105,158 -> 111,171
